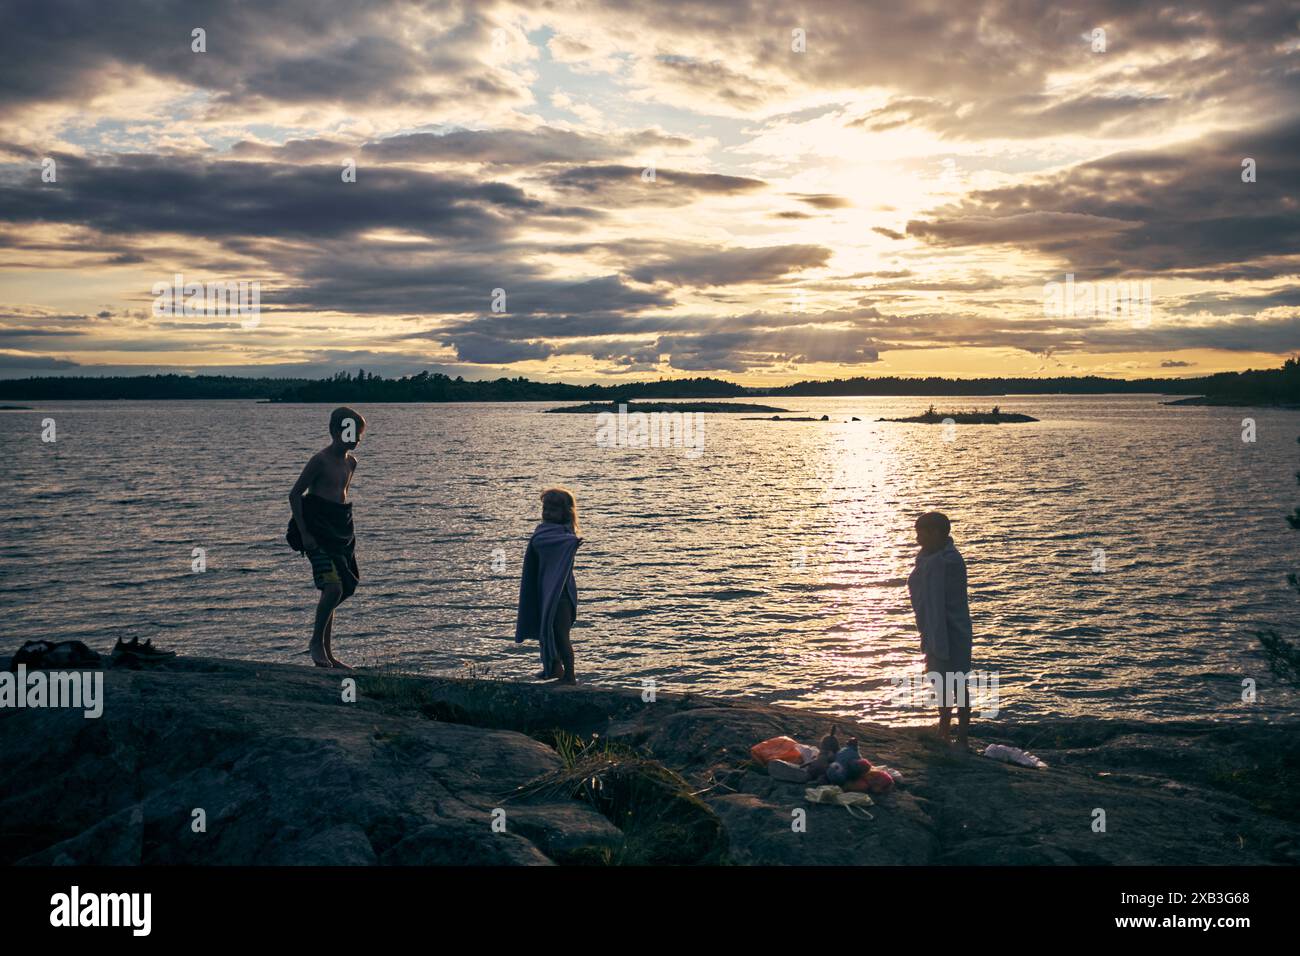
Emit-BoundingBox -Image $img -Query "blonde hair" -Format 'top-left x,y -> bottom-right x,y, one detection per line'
540,487 -> 579,534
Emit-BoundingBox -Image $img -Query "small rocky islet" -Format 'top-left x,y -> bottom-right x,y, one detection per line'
878,405 -> 1039,424
740,405 -> 1039,424
546,401 -> 788,414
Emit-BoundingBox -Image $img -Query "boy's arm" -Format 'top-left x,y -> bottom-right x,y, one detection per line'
289,456 -> 320,549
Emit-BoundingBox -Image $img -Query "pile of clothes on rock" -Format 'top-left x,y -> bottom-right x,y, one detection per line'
750,726 -> 902,794
6,638 -> 176,672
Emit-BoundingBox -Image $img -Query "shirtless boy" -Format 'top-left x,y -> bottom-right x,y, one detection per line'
289,406 -> 366,669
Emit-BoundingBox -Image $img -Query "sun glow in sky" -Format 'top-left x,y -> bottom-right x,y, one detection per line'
0,1 -> 1297,383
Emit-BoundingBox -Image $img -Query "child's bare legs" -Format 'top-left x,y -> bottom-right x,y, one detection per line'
935,707 -> 972,751
955,706 -> 971,749
931,668 -> 971,750
324,589 -> 353,669
321,565 -> 358,669
310,584 -> 342,667
322,605 -> 341,667
554,598 -> 576,684
554,627 -> 575,684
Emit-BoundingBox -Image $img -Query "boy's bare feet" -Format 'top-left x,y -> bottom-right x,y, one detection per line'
309,644 -> 331,668
329,656 -> 353,670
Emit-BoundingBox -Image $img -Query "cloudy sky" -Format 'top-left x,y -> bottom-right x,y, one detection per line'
0,0 -> 1297,383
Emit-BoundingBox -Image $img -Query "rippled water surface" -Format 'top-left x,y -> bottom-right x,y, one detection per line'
4,396 -> 1298,725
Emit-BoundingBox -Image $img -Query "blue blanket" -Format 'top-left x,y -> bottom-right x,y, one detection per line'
514,521 -> 581,674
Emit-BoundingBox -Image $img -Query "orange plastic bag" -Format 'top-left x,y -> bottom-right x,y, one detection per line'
864,768 -> 895,794
750,735 -> 804,766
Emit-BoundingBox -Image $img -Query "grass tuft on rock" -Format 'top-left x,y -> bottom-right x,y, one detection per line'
506,752 -> 728,865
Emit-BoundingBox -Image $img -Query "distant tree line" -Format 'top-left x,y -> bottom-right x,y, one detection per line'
1,358 -> 1295,404
269,371 -> 749,403
0,373 -> 311,400
1180,357 -> 1300,405
772,358 -> 1299,400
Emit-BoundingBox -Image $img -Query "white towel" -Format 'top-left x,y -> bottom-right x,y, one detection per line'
982,743 -> 1048,768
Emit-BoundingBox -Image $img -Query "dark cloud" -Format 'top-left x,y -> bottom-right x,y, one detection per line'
444,333 -> 554,364
0,352 -> 78,369
0,329 -> 88,345
634,0 -> 1299,137
269,242 -> 675,316
230,127 -> 695,167
906,118 -> 1300,281
1167,287 -> 1300,316
660,329 -> 881,370
4,0 -> 1297,145
228,138 -> 356,163
0,153 -> 597,243
864,274 -> 1007,293
0,0 -> 523,117
792,193 -> 851,209
545,164 -> 766,206
411,302 -> 1300,372
650,55 -> 776,110
854,92 -> 1179,140
908,211 -> 1140,246
365,128 -> 690,165
625,244 -> 831,287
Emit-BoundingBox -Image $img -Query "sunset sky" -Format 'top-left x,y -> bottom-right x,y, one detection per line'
0,1 -> 1297,383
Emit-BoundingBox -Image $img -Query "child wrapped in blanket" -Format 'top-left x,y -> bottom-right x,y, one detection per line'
514,487 -> 583,684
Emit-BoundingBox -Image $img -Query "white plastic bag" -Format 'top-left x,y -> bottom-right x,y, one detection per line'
982,744 -> 1048,768
793,742 -> 820,765
804,785 -> 843,804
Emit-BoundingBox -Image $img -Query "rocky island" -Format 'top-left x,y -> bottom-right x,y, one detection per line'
741,414 -> 834,422
2,656 -> 1295,866
546,401 -> 787,414
878,405 -> 1039,424
1162,396 -> 1300,409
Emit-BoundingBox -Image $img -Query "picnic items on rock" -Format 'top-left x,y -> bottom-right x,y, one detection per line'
793,742 -> 820,764
982,743 -> 1048,768
804,786 -> 875,820
767,758 -> 811,783
834,738 -> 863,770
752,729 -> 902,797
9,640 -> 102,670
748,728 -> 902,824
749,735 -> 804,766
